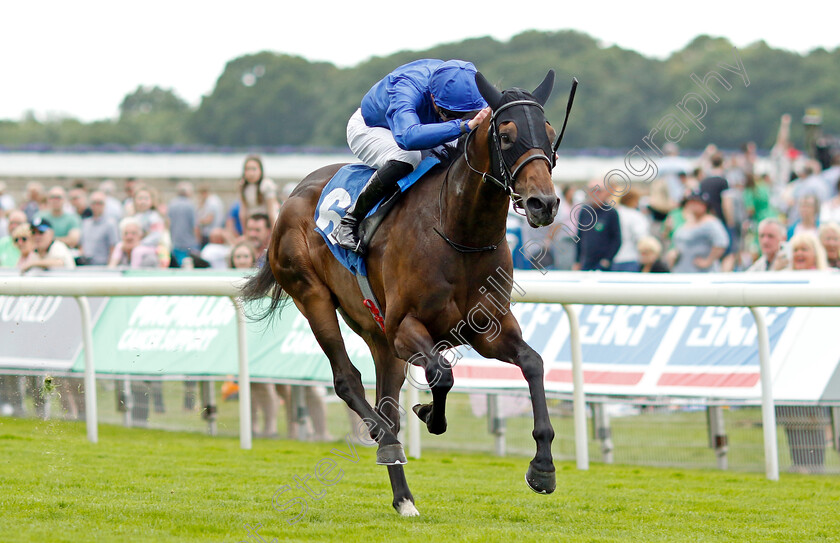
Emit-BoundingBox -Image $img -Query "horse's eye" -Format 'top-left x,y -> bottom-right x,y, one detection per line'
500,134 -> 510,143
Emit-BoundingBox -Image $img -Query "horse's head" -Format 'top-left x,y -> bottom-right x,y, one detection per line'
473,71 -> 563,227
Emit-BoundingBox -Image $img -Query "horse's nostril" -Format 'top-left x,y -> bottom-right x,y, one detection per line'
526,197 -> 546,214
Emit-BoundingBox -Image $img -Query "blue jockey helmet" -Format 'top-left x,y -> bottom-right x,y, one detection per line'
429,60 -> 487,112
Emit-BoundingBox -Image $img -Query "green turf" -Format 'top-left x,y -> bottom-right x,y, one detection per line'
1,416 -> 839,542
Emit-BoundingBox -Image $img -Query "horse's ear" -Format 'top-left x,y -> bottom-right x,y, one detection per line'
532,70 -> 555,106
475,71 -> 503,110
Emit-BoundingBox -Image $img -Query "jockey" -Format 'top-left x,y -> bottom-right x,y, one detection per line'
330,59 -> 491,253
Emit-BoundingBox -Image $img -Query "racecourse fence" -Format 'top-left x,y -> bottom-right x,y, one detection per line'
2,271 -> 840,478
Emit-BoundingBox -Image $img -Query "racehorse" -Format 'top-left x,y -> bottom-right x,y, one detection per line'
242,70 -> 574,516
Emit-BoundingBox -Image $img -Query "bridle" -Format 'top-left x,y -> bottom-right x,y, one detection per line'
464,78 -> 577,215
436,78 -> 577,253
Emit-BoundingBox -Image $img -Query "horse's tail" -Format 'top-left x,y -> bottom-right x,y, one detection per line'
240,262 -> 288,323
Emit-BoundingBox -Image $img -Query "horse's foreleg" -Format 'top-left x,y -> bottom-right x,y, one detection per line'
393,315 -> 453,435
473,315 -> 556,494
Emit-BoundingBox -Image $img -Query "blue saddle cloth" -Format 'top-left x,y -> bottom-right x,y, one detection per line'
314,157 -> 439,276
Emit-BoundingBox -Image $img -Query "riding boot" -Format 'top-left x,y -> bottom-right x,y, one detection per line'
330,160 -> 413,254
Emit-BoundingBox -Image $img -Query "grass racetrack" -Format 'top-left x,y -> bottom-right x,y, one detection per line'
2,417 -> 840,542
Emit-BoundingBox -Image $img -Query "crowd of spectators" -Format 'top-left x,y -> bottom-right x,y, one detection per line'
0,155 -> 283,274
511,115 -> 840,277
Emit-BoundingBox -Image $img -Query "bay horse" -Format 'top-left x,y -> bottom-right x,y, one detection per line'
242,70 -> 573,516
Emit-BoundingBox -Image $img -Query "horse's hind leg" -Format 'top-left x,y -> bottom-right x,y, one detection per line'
370,339 -> 418,516
393,315 -> 453,435
290,289 -> 402,456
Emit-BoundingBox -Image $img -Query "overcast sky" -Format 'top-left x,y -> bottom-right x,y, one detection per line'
2,0 -> 837,122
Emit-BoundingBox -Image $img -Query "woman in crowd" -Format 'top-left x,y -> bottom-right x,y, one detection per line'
108,217 -> 160,268
818,222 -> 840,269
237,155 -> 279,229
666,191 -> 730,273
229,240 -> 257,269
131,185 -> 167,243
612,189 -> 650,272
12,224 -> 34,272
638,236 -> 669,273
782,232 -> 829,271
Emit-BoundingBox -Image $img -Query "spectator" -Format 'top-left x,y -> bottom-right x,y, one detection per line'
131,186 -> 166,245
276,384 -> 333,442
698,152 -> 729,223
819,177 -> 840,225
22,181 -> 45,223
742,173 -> 776,257
68,186 -> 93,219
548,184 -> 578,270
98,179 -> 124,223
820,153 -> 840,199
789,162 -> 831,218
167,182 -> 198,266
226,200 -> 244,238
747,218 -> 787,272
573,179 -> 621,271
787,194 -> 820,240
666,191 -> 729,273
612,189 -> 650,272
35,186 -> 81,249
744,173 -> 776,224
20,217 -> 76,272
769,115 -> 794,193
79,191 -> 119,266
200,228 -> 233,269
196,184 -> 225,247
721,173 -> 749,271
238,156 -> 279,228
637,236 -> 669,273
108,217 -> 160,269
11,223 -> 35,272
785,232 -> 829,271
0,210 -> 27,268
229,240 -> 257,269
245,213 -> 272,265
121,177 -> 139,216
818,222 -> 840,269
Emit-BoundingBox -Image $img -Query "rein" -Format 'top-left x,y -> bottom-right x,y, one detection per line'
434,164 -> 505,253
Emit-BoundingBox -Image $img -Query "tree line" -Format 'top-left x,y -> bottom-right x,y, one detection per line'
1,31 -> 838,152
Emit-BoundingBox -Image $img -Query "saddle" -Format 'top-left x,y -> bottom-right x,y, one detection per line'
314,156 -> 440,331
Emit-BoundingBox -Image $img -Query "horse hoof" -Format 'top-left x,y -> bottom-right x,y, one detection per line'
412,403 -> 432,423
395,498 -> 420,517
426,418 -> 447,435
377,443 -> 407,465
525,465 -> 556,494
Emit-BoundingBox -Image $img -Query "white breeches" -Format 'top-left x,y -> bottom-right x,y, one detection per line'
346,108 -> 422,169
